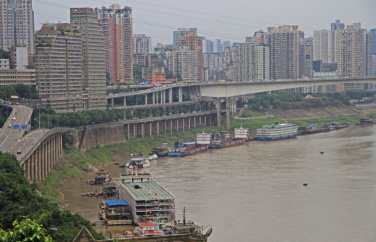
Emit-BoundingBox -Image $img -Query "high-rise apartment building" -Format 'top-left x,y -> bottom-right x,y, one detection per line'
179,33 -> 203,81
96,4 -> 133,84
35,24 -> 83,113
10,46 -> 28,69
370,29 -> 376,55
336,25 -> 372,77
203,38 -> 213,53
331,19 -> 345,30
353,22 -> 361,30
173,28 -> 197,50
364,31 -> 373,77
204,53 -> 223,70
299,38 -> 313,78
263,25 -> 304,80
71,7 -> 107,110
213,39 -> 223,53
172,46 -> 198,81
223,41 -> 232,49
233,42 -> 270,82
313,30 -> 336,63
132,34 -> 151,54
0,0 -> 34,54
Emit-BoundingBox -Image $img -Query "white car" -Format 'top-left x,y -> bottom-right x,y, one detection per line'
12,117 -> 16,120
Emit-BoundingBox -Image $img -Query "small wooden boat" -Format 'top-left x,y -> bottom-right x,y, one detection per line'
148,154 -> 158,161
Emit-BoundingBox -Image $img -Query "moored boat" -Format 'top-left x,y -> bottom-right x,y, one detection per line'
355,118 -> 376,125
148,154 -> 158,161
98,200 -> 132,225
118,172 -> 175,224
168,131 -> 211,156
92,170 -> 112,184
151,143 -> 169,157
209,131 -> 245,149
126,154 -> 151,168
256,122 -> 298,141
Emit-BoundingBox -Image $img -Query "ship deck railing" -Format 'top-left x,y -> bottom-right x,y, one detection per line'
135,206 -> 175,212
135,200 -> 174,206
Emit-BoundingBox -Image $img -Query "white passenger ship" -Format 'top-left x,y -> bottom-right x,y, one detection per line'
256,122 -> 298,141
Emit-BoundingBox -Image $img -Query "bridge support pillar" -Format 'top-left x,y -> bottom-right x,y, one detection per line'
145,94 -> 148,105
170,120 -> 173,134
127,124 -> 131,140
111,98 -> 114,108
169,89 -> 173,103
141,123 -> 145,138
149,122 -> 152,136
178,87 -> 182,102
41,142 -> 44,180
226,98 -> 230,130
153,93 -> 155,104
27,156 -> 31,180
164,120 -> 167,134
216,98 -> 221,128
133,124 -> 136,138
31,152 -> 35,180
182,118 -> 185,131
123,97 -> 126,106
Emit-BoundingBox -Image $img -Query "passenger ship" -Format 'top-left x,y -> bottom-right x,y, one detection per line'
256,122 -> 298,141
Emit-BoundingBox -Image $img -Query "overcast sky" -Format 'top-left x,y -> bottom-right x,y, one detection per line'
33,0 -> 376,45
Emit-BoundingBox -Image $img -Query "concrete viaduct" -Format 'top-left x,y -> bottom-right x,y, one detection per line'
18,111 -> 217,181
108,77 -> 376,129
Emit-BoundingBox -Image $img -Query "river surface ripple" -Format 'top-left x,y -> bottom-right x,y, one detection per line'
60,125 -> 376,242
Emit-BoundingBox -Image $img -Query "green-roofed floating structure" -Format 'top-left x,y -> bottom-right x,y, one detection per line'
119,172 -> 175,224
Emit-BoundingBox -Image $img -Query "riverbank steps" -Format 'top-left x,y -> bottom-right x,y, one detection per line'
39,112 -> 373,204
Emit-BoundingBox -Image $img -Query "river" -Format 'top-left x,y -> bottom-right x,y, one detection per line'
59,125 -> 376,242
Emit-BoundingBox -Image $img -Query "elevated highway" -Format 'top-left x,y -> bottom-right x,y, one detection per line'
0,104 -> 33,156
199,77 -> 376,98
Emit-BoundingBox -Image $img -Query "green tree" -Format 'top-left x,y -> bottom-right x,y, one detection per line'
0,217 -> 52,242
0,49 -> 9,59
133,64 -> 144,83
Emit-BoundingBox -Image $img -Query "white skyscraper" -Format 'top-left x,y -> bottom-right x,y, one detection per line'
313,30 -> 336,63
0,0 -> 35,54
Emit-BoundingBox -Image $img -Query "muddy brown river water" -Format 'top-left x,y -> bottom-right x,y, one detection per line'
60,125 -> 376,241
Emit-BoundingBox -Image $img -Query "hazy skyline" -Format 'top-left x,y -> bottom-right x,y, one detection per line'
34,0 -> 375,45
